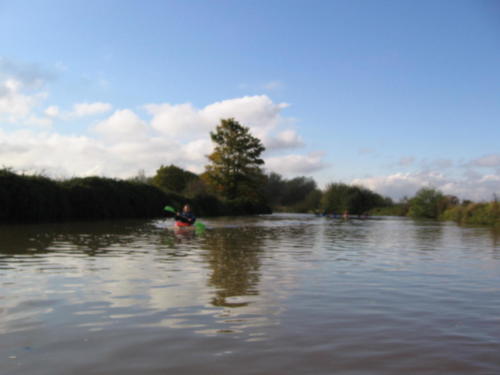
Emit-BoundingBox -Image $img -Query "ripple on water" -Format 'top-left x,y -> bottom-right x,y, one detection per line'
1,216 -> 500,374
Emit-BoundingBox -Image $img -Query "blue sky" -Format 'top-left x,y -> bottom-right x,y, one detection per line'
0,0 -> 499,200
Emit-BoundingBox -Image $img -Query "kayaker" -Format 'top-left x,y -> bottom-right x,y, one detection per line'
175,204 -> 196,227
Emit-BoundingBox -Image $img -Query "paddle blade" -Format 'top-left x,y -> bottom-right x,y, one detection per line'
194,221 -> 206,234
195,221 -> 206,230
164,205 -> 176,213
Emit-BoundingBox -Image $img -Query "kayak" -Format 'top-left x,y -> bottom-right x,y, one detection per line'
175,221 -> 193,227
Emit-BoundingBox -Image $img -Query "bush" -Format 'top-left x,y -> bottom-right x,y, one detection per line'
0,169 -> 69,221
408,188 -> 444,219
0,169 -> 272,223
321,183 -> 389,215
441,201 -> 500,227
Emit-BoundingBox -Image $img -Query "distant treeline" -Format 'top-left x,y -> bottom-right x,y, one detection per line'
150,167 -> 393,215
261,173 -> 499,227
370,187 -> 500,227
0,169 -> 270,223
3,166 -> 497,228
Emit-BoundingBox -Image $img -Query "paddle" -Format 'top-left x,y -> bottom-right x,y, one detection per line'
163,205 -> 206,231
164,205 -> 176,214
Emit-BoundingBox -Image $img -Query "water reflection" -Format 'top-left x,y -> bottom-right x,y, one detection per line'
491,228 -> 500,253
411,219 -> 444,252
2,216 -> 500,375
0,225 -> 54,256
201,228 -> 264,307
0,220 -> 155,258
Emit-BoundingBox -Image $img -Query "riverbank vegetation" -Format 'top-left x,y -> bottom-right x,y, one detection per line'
0,119 -> 272,223
0,167 -> 272,223
368,187 -> 499,227
0,169 -> 170,222
405,187 -> 499,227
1,118 -> 497,227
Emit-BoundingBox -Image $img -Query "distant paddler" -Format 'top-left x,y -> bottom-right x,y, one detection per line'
174,204 -> 196,227
164,204 -> 206,231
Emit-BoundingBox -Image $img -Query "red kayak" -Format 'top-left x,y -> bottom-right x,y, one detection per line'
175,221 -> 192,227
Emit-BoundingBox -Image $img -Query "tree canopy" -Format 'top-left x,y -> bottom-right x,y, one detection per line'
262,172 -> 320,212
321,183 -> 390,215
205,118 -> 266,200
408,187 -> 445,218
151,164 -> 198,194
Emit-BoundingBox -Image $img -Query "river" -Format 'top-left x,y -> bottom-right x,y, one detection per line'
1,214 -> 499,374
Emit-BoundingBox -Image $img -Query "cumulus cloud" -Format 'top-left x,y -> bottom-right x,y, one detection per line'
93,109 -> 148,141
71,102 -> 112,117
0,78 -> 48,122
25,115 -> 53,128
469,154 -> 500,168
1,95 -> 322,179
145,95 -> 289,140
352,170 -> 500,201
263,130 -> 304,151
0,60 -> 54,126
0,127 -> 181,178
0,57 -> 55,89
265,152 -> 327,176
0,78 -> 112,126
146,102 -> 203,138
44,105 -> 60,117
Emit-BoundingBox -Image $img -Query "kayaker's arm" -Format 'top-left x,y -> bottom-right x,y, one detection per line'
175,212 -> 196,224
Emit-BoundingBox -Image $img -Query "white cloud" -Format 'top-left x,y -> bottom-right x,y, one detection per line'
93,109 -> 148,141
71,102 -> 112,117
0,61 -> 53,126
25,115 -> 53,128
44,105 -> 60,117
265,152 -> 327,176
352,170 -> 500,201
0,78 -> 47,122
0,57 -> 54,89
1,95 -> 318,180
469,154 -> 500,168
145,95 -> 289,141
352,172 -> 433,200
146,102 -> 204,138
263,130 -> 304,151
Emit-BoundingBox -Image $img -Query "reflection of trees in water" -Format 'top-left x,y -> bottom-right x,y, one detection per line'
0,220 -> 153,257
491,228 -> 500,250
201,228 -> 266,308
0,225 -> 55,256
412,220 -> 444,251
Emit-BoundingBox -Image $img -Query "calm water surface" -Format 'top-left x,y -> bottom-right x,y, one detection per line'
1,214 -> 500,374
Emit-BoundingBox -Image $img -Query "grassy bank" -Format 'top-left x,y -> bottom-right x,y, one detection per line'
441,201 -> 500,227
0,169 -> 270,223
369,188 -> 500,228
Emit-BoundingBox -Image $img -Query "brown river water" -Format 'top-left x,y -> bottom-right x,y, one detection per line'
1,214 -> 500,374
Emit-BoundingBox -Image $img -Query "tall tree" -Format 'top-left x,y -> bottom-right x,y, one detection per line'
205,118 -> 266,200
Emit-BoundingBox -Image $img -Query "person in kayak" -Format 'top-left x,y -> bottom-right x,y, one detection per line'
175,204 -> 196,227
